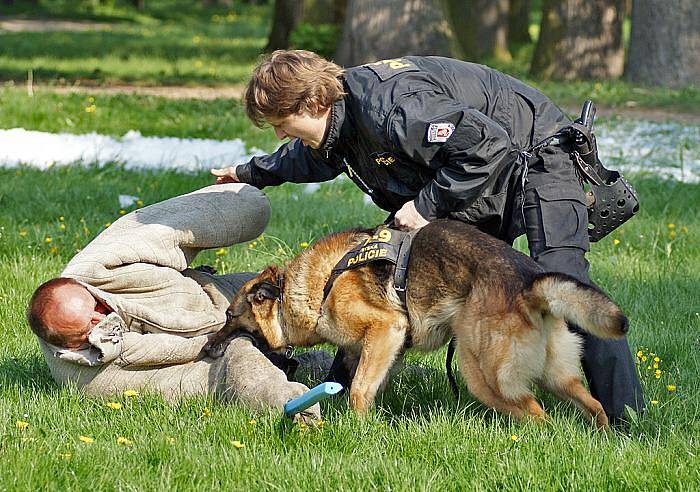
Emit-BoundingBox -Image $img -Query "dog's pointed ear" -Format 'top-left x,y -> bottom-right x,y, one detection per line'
247,282 -> 280,304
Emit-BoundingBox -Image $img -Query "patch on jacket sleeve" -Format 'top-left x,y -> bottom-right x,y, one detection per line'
427,122 -> 455,143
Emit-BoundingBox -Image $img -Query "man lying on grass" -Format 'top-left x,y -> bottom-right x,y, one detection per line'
25,183 -> 328,421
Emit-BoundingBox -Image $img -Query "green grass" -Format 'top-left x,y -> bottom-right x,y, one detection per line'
0,87 -> 280,150
0,0 -> 269,87
1,161 -> 699,490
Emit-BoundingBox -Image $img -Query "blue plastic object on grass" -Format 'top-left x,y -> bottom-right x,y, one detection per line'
284,382 -> 344,417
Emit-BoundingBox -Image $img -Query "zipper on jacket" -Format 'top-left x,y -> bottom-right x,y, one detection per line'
343,158 -> 374,195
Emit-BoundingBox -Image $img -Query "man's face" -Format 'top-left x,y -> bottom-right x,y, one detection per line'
266,108 -> 331,149
43,284 -> 111,348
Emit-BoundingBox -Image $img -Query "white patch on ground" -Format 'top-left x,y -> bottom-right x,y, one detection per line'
0,129 -> 265,172
118,194 -> 140,208
597,120 -> 700,184
1,121 -> 699,184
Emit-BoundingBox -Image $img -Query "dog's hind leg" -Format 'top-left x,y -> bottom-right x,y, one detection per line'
455,339 -> 537,420
539,318 -> 609,429
349,318 -> 407,414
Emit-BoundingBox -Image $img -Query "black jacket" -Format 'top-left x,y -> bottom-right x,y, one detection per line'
236,56 -> 571,238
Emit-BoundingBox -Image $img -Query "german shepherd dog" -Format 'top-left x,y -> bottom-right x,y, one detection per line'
205,219 -> 628,428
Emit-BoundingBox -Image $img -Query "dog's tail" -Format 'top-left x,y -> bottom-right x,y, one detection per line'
525,273 -> 628,339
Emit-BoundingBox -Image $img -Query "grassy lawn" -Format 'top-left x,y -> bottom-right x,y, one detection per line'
1,162 -> 699,490
0,0 -> 269,87
1,2 -> 699,489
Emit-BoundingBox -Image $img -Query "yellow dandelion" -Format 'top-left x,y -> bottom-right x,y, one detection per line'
655,374 -> 661,379
49,246 -> 58,254
647,365 -> 652,370
116,436 -> 133,446
667,385 -> 676,392
226,13 -> 236,22
59,216 -> 65,221
667,223 -> 676,229
613,239 -> 620,246
15,420 -> 29,430
167,437 -> 176,445
136,200 -> 143,207
45,237 -> 53,244
85,105 -> 96,113
636,350 -> 643,358
215,248 -> 226,256
669,231 -> 677,239
88,96 -> 95,103
653,357 -> 660,362
203,407 -> 212,417
78,435 -> 95,444
104,222 -> 111,228
248,419 -> 257,425
681,226 -> 688,233
655,369 -> 661,375
106,402 -> 122,410
19,230 -> 27,237
192,35 -> 201,44
641,356 -> 647,362
208,67 -> 216,75
653,363 -> 659,369
300,242 -> 309,248
232,440 -> 244,449
118,209 -> 126,216
123,389 -> 139,398
317,419 -> 325,429
195,60 -> 204,68
511,434 -> 519,442
651,400 -> 659,405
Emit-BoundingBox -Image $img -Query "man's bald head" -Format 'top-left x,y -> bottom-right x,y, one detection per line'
27,278 -> 110,348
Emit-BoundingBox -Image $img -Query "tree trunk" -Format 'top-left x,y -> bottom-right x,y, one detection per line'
508,0 -> 531,45
335,0 -> 453,67
265,0 -> 305,52
304,0 -> 347,26
530,0 -> 625,80
447,0 -> 510,61
626,0 -> 700,88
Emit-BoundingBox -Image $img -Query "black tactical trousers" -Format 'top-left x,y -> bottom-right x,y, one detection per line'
521,144 -> 645,423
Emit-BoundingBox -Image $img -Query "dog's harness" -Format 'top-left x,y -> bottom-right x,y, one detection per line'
322,227 -> 418,307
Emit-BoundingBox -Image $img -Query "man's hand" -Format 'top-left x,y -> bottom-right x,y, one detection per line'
211,166 -> 240,184
393,200 -> 430,230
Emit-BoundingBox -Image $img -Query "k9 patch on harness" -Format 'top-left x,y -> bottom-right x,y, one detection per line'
333,227 -> 406,272
427,122 -> 455,143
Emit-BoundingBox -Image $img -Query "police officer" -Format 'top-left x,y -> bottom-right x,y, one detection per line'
211,50 -> 644,426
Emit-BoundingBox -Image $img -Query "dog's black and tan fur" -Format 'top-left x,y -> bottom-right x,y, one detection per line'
206,220 -> 628,428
